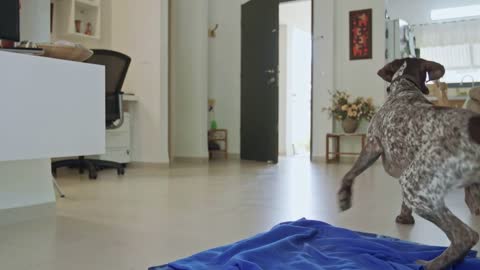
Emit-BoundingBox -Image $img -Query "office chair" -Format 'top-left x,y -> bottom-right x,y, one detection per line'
52,49 -> 132,180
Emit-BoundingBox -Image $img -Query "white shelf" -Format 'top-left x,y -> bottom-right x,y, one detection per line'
69,32 -> 100,40
53,0 -> 102,41
75,0 -> 100,8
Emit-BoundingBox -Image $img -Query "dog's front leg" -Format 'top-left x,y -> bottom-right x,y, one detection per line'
338,137 -> 382,211
396,202 -> 415,225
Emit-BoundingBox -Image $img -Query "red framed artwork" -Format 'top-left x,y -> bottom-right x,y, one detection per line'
349,9 -> 372,60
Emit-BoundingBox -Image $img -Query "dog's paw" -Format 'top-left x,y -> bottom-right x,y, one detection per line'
338,187 -> 352,212
416,260 -> 433,270
395,214 -> 415,225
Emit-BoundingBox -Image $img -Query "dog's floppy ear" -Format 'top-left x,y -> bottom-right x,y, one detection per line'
377,59 -> 402,82
377,62 -> 395,82
422,60 -> 445,81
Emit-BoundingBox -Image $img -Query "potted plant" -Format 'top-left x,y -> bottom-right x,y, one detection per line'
323,90 -> 376,133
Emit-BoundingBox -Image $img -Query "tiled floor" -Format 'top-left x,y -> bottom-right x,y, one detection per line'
1,157 -> 479,270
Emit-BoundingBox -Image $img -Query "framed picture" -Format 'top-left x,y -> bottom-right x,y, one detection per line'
349,9 -> 372,60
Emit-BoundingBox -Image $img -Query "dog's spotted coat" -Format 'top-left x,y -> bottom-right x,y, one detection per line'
337,58 -> 480,270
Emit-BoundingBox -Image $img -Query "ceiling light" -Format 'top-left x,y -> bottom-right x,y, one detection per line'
431,5 -> 480,21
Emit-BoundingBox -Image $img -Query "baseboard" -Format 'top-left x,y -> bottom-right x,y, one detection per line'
129,162 -> 170,169
0,202 -> 55,227
228,153 -> 240,160
172,157 -> 209,164
311,156 -> 326,163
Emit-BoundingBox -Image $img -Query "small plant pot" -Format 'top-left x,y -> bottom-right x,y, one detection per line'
342,118 -> 359,134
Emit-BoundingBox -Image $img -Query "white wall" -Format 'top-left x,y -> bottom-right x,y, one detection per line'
171,0 -> 209,159
332,0 -> 386,154
20,0 -> 51,42
279,1 -> 311,156
335,0 -> 385,106
279,24 -> 311,156
311,0 -> 335,159
279,25 -> 288,155
279,0 -> 311,33
110,0 -> 169,163
207,0 -> 243,155
386,0 -> 480,25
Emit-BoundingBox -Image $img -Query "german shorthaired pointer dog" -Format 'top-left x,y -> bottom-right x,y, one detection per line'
337,58 -> 480,270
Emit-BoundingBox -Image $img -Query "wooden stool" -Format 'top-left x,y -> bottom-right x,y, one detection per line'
326,133 -> 366,163
208,129 -> 228,160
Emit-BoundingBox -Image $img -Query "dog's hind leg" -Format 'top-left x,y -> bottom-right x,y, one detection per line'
401,156 -> 479,270
338,137 -> 382,211
465,184 -> 480,216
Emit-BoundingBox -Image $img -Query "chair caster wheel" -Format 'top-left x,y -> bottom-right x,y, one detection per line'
89,172 -> 98,180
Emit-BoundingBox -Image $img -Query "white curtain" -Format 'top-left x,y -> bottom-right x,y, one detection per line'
420,44 -> 472,69
414,20 -> 480,47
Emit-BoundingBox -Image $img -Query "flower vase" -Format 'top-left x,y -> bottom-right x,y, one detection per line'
342,118 -> 359,134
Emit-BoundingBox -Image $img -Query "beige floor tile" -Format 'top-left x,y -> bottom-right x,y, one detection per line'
0,156 -> 479,270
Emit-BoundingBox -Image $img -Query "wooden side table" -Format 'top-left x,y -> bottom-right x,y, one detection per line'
208,129 -> 228,160
326,133 -> 366,163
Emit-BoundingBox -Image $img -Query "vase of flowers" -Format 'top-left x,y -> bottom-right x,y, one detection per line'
323,90 -> 376,134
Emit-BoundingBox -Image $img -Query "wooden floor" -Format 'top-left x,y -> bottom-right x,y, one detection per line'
0,156 -> 479,270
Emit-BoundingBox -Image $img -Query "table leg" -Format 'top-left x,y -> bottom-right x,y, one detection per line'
326,135 -> 330,163
335,137 -> 340,162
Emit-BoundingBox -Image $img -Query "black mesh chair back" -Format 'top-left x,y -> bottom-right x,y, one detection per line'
85,49 -> 131,125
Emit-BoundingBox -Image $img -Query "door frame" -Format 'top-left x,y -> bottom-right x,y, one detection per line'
277,0 -> 315,161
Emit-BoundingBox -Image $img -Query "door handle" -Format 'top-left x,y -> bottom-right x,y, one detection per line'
265,69 -> 277,74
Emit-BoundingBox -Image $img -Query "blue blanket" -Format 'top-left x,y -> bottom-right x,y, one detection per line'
150,219 -> 480,270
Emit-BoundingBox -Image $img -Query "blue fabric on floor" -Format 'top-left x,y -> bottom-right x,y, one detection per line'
149,219 -> 480,270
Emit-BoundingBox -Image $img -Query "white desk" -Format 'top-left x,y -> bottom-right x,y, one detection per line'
0,52 -> 105,210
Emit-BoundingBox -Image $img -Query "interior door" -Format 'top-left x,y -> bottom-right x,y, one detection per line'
241,0 -> 279,163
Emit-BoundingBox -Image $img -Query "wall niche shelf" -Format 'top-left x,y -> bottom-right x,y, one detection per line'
54,0 -> 101,40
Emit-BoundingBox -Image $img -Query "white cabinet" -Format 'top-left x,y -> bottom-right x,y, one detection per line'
54,0 -> 101,40
98,113 -> 132,164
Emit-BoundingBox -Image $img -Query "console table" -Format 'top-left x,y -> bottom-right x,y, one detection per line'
326,133 -> 367,163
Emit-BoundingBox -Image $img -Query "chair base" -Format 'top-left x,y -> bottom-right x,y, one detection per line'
52,156 -> 125,180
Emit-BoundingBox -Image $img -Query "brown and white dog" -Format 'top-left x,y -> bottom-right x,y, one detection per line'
337,58 -> 480,270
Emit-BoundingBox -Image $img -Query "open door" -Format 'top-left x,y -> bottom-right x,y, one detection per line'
241,0 -> 279,163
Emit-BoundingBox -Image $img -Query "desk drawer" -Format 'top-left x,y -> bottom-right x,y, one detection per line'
99,148 -> 130,164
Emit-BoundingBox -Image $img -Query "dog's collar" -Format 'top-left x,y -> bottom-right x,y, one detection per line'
390,74 -> 421,90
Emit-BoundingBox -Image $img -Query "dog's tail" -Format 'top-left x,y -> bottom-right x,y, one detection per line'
469,116 -> 480,144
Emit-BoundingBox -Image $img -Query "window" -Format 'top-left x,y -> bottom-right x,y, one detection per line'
414,20 -> 480,83
420,44 -> 480,83
431,5 -> 480,21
